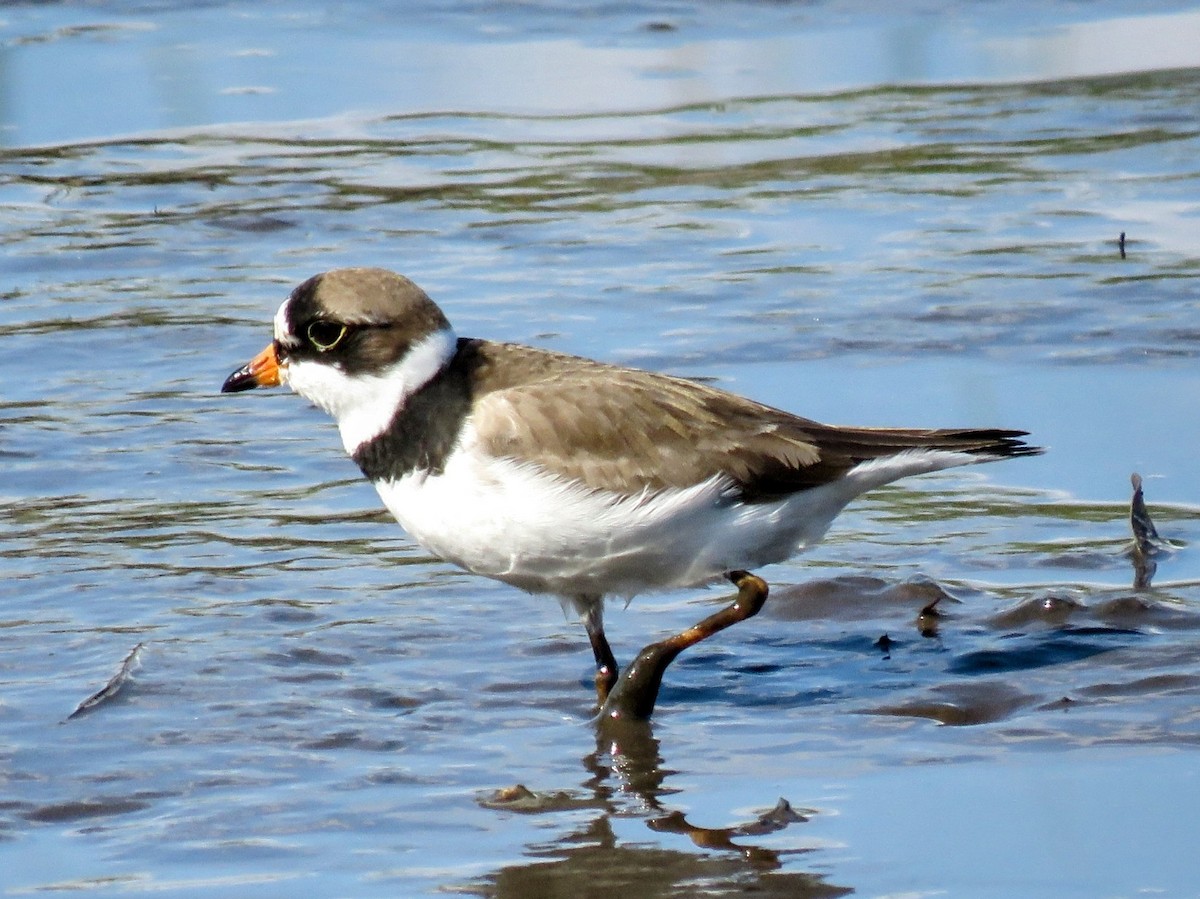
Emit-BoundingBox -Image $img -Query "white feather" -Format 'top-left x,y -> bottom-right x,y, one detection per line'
373,422 -> 983,600
282,326 -> 458,455
273,301 -> 291,347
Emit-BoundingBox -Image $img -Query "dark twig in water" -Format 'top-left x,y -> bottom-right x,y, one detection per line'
1130,473 -> 1160,589
66,643 -> 144,721
874,633 -> 893,658
916,596 -> 943,638
1118,231 -> 1127,259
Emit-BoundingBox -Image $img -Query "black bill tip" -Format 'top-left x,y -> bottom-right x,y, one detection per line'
221,343 -> 281,393
221,364 -> 259,393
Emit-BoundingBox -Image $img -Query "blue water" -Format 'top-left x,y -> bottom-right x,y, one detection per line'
2,2 -> 1200,896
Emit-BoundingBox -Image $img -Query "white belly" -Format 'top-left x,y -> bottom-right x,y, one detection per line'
373,443 -> 980,599
374,457 -> 740,597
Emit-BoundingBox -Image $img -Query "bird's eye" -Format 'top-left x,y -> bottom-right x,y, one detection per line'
306,320 -> 347,352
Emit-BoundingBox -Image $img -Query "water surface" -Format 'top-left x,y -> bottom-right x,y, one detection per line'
2,2 -> 1200,896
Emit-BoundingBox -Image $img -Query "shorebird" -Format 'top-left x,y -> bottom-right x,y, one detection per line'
222,267 -> 1039,718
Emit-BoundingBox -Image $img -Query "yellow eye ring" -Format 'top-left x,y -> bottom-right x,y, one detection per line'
306,320 -> 347,352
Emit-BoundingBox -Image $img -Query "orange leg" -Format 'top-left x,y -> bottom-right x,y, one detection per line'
600,571 -> 769,720
584,602 -> 619,706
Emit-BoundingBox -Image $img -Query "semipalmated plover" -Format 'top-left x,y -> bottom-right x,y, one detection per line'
223,268 -> 1040,719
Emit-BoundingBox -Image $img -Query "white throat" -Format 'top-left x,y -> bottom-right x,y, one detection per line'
284,326 -> 458,455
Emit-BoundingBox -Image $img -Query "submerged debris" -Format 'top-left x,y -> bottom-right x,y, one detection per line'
1130,473 -> 1160,547
66,643 -> 144,721
917,595 -> 944,638
875,633 -> 893,657
988,592 -> 1085,628
1130,473 -> 1162,589
742,797 -> 810,833
479,783 -> 601,813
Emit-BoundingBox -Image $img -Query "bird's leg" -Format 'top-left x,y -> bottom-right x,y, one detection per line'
600,570 -> 769,721
583,600 -> 620,707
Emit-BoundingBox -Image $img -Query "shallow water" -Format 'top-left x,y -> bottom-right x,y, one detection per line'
2,2 -> 1200,896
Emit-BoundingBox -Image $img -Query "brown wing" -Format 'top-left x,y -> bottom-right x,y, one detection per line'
466,341 -> 1038,502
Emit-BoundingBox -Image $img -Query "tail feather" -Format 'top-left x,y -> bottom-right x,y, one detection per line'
736,425 -> 1041,503
847,427 -> 1044,461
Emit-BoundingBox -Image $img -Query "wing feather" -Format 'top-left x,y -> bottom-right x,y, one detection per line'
464,341 -> 1037,501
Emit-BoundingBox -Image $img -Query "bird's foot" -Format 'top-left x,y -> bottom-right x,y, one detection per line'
599,570 -> 769,721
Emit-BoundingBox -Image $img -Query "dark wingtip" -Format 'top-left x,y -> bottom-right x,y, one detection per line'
221,364 -> 259,393
969,429 -> 1045,459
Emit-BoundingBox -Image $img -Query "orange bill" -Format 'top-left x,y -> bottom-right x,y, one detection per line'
221,343 -> 282,393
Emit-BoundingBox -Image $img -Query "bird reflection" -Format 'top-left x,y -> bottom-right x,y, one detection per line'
474,716 -> 851,898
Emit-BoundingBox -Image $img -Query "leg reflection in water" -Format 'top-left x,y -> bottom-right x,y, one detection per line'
475,716 -> 851,898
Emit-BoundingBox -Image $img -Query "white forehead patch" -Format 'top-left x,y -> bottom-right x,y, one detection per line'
273,299 -> 296,346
